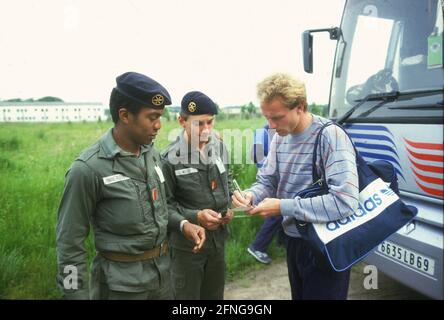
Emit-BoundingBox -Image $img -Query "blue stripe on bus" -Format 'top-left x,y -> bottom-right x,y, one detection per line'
360,153 -> 405,180
359,151 -> 401,167
344,124 -> 405,180
349,133 -> 396,146
354,142 -> 399,157
344,124 -> 394,138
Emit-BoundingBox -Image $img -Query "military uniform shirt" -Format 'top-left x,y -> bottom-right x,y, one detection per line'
56,128 -> 184,298
161,131 -> 232,252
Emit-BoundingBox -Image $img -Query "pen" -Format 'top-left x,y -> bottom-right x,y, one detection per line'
233,179 -> 254,209
233,179 -> 244,199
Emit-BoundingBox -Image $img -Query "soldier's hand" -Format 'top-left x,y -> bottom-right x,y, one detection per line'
231,191 -> 253,208
197,209 -> 222,231
182,221 -> 206,253
221,208 -> 234,225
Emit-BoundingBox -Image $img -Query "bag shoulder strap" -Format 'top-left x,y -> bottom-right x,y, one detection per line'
311,121 -> 359,182
311,121 -> 334,182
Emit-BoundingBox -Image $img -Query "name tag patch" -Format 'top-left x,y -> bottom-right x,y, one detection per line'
215,158 -> 226,174
175,168 -> 199,176
154,165 -> 165,183
103,174 -> 130,185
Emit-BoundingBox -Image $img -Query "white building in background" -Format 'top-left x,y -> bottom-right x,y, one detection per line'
0,102 -> 107,123
222,106 -> 242,114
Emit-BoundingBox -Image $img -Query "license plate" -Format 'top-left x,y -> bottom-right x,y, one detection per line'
377,240 -> 435,276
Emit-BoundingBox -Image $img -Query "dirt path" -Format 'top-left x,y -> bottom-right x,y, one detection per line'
225,260 -> 291,300
224,259 -> 428,300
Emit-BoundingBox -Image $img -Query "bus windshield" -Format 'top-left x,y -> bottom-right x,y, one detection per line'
330,0 -> 443,121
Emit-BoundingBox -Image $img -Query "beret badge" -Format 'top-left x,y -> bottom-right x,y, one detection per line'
152,94 -> 164,106
188,101 -> 197,113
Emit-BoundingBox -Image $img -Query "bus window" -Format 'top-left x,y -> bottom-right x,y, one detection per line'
346,14 -> 394,95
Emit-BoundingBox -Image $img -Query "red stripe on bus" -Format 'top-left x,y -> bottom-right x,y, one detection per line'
415,179 -> 444,198
412,167 -> 444,185
404,138 -> 444,150
408,157 -> 444,174
406,146 -> 444,162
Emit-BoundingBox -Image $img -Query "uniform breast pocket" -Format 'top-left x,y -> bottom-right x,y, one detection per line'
99,179 -> 149,234
175,169 -> 201,193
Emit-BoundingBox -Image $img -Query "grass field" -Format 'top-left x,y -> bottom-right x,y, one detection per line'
0,118 -> 285,299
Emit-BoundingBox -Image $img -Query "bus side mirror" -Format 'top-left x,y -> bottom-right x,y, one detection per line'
302,27 -> 341,74
302,31 -> 313,73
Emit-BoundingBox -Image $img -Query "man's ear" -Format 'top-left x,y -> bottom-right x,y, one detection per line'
118,107 -> 130,124
178,115 -> 187,128
295,103 -> 305,114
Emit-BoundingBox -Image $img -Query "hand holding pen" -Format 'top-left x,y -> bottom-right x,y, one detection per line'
231,179 -> 254,210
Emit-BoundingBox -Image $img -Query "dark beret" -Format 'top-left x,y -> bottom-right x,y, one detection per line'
114,72 -> 171,109
181,91 -> 218,115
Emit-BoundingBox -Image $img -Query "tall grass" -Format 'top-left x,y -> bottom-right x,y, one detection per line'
0,118 -> 283,299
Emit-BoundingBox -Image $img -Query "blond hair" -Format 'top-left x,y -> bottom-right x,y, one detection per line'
257,73 -> 307,111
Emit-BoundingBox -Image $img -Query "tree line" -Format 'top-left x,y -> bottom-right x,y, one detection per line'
0,96 -> 64,103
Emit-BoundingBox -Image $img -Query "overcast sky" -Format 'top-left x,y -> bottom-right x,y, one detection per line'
0,0 -> 345,106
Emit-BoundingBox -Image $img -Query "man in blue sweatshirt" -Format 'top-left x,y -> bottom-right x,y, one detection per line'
232,73 -> 359,300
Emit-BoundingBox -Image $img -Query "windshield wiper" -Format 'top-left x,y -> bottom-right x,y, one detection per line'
388,89 -> 444,109
337,89 -> 443,123
336,91 -> 399,124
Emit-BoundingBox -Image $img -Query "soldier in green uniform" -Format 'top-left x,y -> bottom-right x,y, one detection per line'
56,72 -> 206,300
161,91 -> 234,300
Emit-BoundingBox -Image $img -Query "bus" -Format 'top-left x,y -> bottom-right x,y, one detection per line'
302,0 -> 443,299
